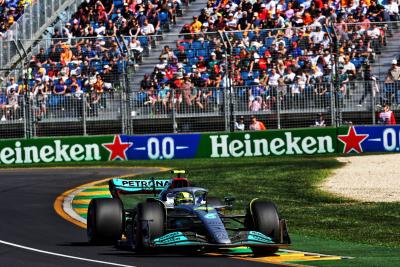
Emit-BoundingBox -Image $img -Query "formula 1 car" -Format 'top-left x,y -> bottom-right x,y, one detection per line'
87,170 -> 291,255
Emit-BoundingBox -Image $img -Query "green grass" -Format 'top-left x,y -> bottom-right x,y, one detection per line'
4,156 -> 400,266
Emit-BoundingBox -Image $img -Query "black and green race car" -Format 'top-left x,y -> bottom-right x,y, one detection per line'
87,170 -> 291,255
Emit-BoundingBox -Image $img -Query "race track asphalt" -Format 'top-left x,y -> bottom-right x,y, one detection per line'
0,168 -> 290,267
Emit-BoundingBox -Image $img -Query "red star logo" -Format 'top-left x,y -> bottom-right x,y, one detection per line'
337,127 -> 368,154
102,135 -> 132,160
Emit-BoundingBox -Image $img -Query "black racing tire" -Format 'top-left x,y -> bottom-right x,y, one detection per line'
207,197 -> 223,207
87,198 -> 124,245
246,200 -> 280,255
133,201 -> 165,252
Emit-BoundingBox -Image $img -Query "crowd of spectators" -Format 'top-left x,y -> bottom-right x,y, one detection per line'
0,0 -> 31,38
1,0 -> 400,122
136,0 -> 399,114
0,0 -> 191,121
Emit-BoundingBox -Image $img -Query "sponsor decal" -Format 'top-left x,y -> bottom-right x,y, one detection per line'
0,140 -> 102,164
349,126 -> 400,153
124,134 -> 201,160
204,213 -> 218,219
337,127 -> 369,153
119,179 -> 169,188
102,135 -> 132,160
209,132 -> 335,158
153,232 -> 188,245
248,231 -> 273,243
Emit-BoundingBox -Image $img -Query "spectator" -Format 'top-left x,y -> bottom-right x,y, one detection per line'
314,113 -> 326,127
379,104 -> 396,125
358,63 -> 374,107
234,116 -> 245,131
249,116 -> 266,130
384,60 -> 400,105
60,44 -> 73,66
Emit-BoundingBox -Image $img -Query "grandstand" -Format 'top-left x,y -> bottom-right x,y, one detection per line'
0,0 -> 399,138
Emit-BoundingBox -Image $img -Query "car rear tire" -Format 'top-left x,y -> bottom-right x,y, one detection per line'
87,198 -> 124,244
133,201 -> 165,252
246,200 -> 280,255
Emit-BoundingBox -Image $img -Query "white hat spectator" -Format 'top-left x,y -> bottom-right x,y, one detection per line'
392,59 -> 397,65
103,65 -> 110,69
211,52 -> 216,56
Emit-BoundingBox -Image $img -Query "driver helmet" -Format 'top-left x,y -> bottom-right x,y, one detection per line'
174,192 -> 193,205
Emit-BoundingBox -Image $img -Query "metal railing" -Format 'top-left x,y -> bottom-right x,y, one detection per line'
0,0 -> 83,72
0,78 -> 398,139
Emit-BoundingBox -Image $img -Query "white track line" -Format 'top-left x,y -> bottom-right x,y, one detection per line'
0,240 -> 136,267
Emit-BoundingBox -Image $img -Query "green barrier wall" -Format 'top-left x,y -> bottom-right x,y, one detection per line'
0,126 -> 396,165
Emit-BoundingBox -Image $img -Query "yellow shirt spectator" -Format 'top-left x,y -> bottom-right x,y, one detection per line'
190,16 -> 202,33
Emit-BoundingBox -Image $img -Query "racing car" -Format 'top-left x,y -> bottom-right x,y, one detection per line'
87,170 -> 291,255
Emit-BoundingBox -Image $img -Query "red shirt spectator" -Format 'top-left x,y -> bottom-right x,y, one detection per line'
379,105 -> 396,125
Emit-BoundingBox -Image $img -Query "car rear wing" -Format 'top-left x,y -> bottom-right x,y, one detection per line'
109,178 -> 170,198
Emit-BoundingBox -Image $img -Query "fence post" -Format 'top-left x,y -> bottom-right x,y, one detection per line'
372,81 -> 376,125
277,90 -> 281,129
224,86 -> 229,132
171,89 -> 177,133
31,97 -> 37,138
82,94 -> 87,136
23,95 -> 29,139
330,83 -> 336,127
120,91 -> 126,134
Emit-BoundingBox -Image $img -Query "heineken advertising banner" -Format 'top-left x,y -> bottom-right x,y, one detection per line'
0,126 -> 398,165
197,128 -> 337,158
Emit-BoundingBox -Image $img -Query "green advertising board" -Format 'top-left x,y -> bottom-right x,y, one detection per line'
0,126 -> 395,165
0,135 -> 115,165
196,128 -> 338,158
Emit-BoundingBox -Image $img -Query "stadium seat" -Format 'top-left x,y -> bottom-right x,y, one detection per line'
188,57 -> 198,66
203,41 -> 210,49
158,11 -> 170,32
191,41 -> 202,49
186,49 -> 195,59
180,42 -> 190,50
234,32 -> 243,40
196,49 -> 207,58
241,71 -> 249,80
114,0 -> 123,8
264,37 -> 275,48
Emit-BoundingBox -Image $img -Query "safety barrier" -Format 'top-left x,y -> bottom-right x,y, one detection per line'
0,125 -> 398,165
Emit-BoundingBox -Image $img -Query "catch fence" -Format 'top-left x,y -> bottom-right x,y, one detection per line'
1,22 -> 399,139
0,80 -> 395,139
